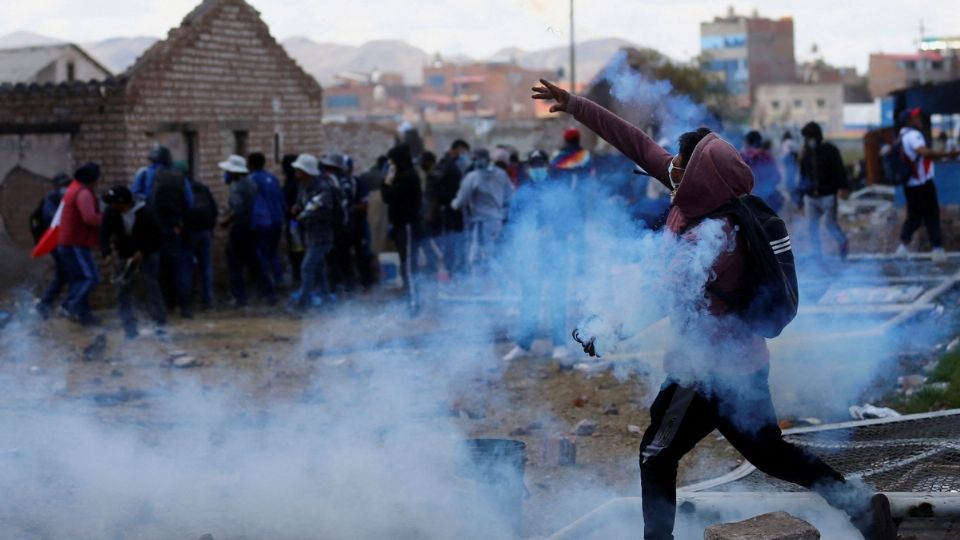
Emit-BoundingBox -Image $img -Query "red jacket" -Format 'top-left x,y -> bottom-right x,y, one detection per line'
58,181 -> 102,248
567,95 -> 768,375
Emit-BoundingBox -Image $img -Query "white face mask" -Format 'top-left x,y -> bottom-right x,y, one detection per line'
666,155 -> 684,190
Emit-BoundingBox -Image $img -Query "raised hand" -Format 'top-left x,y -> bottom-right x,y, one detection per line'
531,78 -> 571,113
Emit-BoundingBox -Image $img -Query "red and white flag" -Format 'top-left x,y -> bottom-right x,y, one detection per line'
31,201 -> 63,258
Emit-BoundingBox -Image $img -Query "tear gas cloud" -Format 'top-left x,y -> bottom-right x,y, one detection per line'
0,68 -> 933,539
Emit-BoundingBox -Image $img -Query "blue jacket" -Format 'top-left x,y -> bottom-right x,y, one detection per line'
132,163 -> 195,208
249,169 -> 286,229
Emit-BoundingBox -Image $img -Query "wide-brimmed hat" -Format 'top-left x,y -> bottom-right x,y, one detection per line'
218,155 -> 249,174
291,153 -> 320,176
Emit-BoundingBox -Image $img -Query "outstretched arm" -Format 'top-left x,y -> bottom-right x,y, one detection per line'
532,79 -> 674,188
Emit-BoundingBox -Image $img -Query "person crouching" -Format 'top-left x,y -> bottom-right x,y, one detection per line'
101,185 -> 165,338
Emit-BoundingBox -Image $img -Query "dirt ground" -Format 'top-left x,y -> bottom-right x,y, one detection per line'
0,291 -> 743,539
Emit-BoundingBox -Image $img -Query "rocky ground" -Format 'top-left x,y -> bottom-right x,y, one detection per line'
1,240 -> 958,538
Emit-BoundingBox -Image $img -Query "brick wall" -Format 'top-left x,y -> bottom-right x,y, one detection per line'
120,0 -> 323,204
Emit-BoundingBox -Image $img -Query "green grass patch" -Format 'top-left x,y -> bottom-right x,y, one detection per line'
896,349 -> 960,414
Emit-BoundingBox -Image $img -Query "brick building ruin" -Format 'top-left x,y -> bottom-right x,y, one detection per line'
0,0 -> 397,287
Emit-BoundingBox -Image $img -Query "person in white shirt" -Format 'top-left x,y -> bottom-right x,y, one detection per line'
895,108 -> 960,261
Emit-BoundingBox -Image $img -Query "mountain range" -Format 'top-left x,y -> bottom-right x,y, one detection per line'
0,31 -> 636,86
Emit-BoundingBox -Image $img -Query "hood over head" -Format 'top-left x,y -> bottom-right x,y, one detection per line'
672,133 -> 754,220
800,122 -> 823,143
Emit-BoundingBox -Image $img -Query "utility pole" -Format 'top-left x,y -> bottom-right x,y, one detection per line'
918,19 -> 927,84
569,0 -> 576,90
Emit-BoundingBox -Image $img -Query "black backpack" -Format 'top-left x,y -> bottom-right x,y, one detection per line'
186,181 -> 218,231
881,131 -> 916,186
706,195 -> 799,338
149,168 -> 188,224
29,190 -> 62,242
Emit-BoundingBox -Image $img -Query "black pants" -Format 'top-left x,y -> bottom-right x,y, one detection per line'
638,368 -> 847,540
394,222 -> 420,312
900,181 -> 942,248
227,225 -> 275,305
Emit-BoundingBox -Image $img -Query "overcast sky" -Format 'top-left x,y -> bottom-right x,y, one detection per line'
2,0 -> 957,72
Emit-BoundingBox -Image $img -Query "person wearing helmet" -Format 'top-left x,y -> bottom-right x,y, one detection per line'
101,185 -> 165,338
502,149 -> 579,362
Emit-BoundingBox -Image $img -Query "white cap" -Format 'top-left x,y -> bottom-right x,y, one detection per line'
291,153 -> 320,176
218,154 -> 249,174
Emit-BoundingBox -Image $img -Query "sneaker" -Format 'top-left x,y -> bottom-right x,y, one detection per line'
551,346 -> 570,361
894,243 -> 909,258
502,345 -> 529,362
931,247 -> 946,263
850,493 -> 897,540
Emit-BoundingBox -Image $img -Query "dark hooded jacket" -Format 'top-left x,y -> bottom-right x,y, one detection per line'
381,145 -> 422,226
798,122 -> 847,197
567,95 -> 768,374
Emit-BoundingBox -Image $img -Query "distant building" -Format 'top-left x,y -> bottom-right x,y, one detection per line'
753,83 -> 844,135
0,43 -> 111,84
418,59 -> 554,123
0,0 -> 323,256
323,70 -> 411,124
868,46 -> 959,99
700,7 -> 796,107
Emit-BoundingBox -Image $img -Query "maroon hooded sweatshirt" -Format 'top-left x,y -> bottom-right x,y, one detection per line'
566,95 -> 768,374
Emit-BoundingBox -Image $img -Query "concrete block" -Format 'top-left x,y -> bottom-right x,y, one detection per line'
704,511 -> 820,540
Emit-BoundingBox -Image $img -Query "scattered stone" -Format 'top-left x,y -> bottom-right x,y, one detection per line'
509,427 -> 531,437
947,337 -> 960,352
305,349 -> 323,360
239,351 -> 250,358
171,355 -> 200,368
899,374 -> 928,391
573,395 -> 589,408
82,333 -> 108,362
526,421 -> 544,430
543,434 -> 576,466
573,419 -> 597,436
198,534 -> 214,540
627,424 -> 643,435
602,403 -> 620,415
704,511 -> 819,539
111,369 -> 124,378
926,382 -> 950,392
29,365 -> 43,375
89,387 -> 147,406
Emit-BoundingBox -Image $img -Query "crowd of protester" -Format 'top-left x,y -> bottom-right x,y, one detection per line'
28,105 -> 960,339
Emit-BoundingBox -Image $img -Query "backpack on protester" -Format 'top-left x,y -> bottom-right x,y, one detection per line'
185,182 -> 217,231
881,131 -> 916,186
703,194 -> 799,338
29,191 -> 63,242
149,167 -> 188,223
